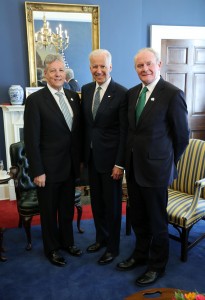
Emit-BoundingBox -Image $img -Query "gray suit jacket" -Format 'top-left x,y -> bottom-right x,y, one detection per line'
24,86 -> 82,182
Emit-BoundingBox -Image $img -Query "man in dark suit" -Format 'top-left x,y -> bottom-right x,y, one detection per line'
65,68 -> 81,92
116,48 -> 189,286
24,54 -> 83,267
81,49 -> 128,265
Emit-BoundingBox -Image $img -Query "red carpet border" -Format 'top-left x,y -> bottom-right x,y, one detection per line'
0,200 -> 126,228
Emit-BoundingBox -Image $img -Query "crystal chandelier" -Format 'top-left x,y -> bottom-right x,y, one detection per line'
35,14 -> 69,52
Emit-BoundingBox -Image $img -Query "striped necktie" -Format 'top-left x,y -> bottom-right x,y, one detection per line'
135,86 -> 148,123
56,92 -> 72,130
93,87 -> 101,119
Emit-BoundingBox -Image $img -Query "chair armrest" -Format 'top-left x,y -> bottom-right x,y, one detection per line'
195,178 -> 205,188
182,178 -> 205,220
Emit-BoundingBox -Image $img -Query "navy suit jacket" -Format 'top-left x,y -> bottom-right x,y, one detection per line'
24,86 -> 82,182
69,79 -> 81,92
126,77 -> 190,187
81,78 -> 128,173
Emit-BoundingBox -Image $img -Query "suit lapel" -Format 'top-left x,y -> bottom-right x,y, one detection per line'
129,85 -> 142,128
43,87 -> 74,131
94,79 -> 115,120
64,89 -> 80,131
137,78 -> 164,125
42,87 -> 60,113
87,84 -> 96,120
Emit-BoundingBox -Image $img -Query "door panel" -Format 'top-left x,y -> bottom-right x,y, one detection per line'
161,39 -> 205,140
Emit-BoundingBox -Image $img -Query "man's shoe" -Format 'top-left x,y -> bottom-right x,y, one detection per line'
98,251 -> 116,265
47,250 -> 66,267
135,270 -> 165,287
64,246 -> 83,257
86,242 -> 105,253
116,257 -> 146,271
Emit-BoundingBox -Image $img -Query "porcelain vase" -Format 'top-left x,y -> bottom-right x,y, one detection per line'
8,85 -> 24,105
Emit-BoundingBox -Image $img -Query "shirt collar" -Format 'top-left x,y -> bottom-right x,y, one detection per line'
47,83 -> 65,96
143,75 -> 160,93
95,77 -> 111,92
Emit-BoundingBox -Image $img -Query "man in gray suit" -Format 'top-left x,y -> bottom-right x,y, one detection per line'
24,54 -> 82,266
81,49 -> 128,265
116,48 -> 189,286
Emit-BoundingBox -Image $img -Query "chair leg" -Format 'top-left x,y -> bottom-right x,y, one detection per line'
181,228 -> 189,262
22,216 -> 33,251
126,199 -> 131,235
75,205 -> 84,233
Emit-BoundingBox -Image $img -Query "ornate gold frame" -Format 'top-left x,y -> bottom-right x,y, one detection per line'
25,2 -> 100,86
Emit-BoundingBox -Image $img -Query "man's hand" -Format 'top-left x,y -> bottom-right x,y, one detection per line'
34,174 -> 46,187
111,166 -> 124,180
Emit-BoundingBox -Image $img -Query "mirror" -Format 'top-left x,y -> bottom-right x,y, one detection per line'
25,2 -> 100,87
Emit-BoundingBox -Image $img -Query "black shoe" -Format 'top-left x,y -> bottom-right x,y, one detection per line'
86,242 -> 105,253
135,270 -> 165,287
0,255 -> 7,262
98,251 -> 116,265
116,257 -> 146,271
47,250 -> 66,267
64,245 -> 83,257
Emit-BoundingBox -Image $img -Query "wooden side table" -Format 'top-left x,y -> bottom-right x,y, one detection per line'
124,288 -> 188,300
0,175 -> 11,262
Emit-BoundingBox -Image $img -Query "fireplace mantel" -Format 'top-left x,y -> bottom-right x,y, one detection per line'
0,104 -> 24,200
0,104 -> 24,168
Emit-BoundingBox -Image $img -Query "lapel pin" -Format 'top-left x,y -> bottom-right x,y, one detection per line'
70,98 -> 74,101
108,95 -> 111,98
151,98 -> 155,101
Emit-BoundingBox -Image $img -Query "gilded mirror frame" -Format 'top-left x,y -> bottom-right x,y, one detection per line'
25,2 -> 100,86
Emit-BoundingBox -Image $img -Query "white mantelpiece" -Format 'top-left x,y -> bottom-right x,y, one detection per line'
0,104 -> 24,200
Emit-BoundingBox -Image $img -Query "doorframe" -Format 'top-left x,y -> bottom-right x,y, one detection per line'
150,25 -> 205,57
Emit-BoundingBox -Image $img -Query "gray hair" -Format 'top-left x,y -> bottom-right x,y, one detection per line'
65,68 -> 74,80
134,47 -> 160,65
89,49 -> 112,65
44,54 -> 65,70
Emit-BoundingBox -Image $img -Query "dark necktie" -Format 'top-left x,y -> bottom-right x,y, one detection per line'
92,87 -> 101,119
135,86 -> 148,123
56,91 -> 72,130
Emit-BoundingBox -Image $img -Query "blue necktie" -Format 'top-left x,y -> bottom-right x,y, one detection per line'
56,92 -> 72,130
135,87 -> 148,123
93,87 -> 101,119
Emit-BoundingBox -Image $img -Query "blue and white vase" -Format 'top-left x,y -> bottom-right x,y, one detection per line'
8,85 -> 24,105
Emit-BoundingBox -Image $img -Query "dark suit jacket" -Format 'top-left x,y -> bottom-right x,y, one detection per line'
81,78 -> 128,173
69,79 -> 81,92
126,77 -> 189,187
24,86 -> 82,183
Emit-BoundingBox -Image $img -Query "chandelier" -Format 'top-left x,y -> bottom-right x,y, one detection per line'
35,14 -> 69,52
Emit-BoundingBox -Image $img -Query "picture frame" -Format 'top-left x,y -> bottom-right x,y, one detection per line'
25,87 -> 44,98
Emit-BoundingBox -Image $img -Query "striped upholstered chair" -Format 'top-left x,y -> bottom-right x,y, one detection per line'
167,138 -> 205,261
